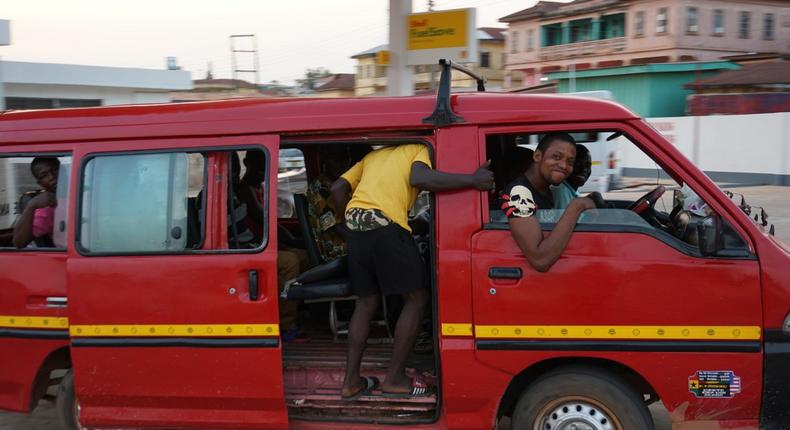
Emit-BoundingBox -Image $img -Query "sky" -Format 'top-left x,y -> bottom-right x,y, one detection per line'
0,0 -> 560,86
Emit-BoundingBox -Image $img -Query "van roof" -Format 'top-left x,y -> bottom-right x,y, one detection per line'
0,93 -> 638,144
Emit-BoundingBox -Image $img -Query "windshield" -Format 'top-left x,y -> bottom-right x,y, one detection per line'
643,117 -> 788,248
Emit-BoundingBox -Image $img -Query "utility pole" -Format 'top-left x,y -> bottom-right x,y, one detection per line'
0,19 -> 10,111
388,0 -> 414,96
229,34 -> 260,87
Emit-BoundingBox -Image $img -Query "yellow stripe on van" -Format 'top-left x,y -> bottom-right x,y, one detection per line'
474,325 -> 761,340
69,324 -> 280,337
441,323 -> 474,337
591,161 -> 603,166
0,315 -> 69,329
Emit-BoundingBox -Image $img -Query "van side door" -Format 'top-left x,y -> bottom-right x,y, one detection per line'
0,151 -> 71,413
67,135 -> 287,429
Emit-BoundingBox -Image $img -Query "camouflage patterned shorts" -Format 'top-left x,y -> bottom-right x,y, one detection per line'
345,207 -> 392,232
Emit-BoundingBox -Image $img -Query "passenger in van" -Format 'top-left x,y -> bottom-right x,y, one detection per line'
227,152 -> 256,248
239,150 -> 310,342
305,146 -> 371,262
331,143 -> 493,400
500,133 -> 595,272
12,157 -> 60,248
552,144 -> 592,209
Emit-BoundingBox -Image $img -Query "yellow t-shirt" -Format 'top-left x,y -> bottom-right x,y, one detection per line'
341,144 -> 432,232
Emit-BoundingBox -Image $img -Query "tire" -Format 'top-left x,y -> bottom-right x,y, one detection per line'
512,366 -> 654,430
56,370 -> 85,430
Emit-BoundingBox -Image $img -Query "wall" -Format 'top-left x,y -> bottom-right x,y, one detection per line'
0,61 -> 191,109
620,112 -> 790,184
5,84 -> 171,106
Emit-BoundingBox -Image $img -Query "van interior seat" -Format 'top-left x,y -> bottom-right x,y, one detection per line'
282,194 -> 352,300
282,193 -> 390,340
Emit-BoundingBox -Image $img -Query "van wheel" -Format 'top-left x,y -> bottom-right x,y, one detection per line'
511,366 -> 653,430
56,370 -> 85,430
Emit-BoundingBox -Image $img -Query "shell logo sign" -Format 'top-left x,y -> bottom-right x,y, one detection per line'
406,8 -> 477,66
408,9 -> 468,50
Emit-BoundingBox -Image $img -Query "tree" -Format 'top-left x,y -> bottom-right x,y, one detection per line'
296,67 -> 332,90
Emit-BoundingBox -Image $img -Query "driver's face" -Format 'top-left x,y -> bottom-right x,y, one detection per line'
535,141 -> 576,186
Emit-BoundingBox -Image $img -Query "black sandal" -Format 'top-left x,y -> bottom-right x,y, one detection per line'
341,376 -> 379,402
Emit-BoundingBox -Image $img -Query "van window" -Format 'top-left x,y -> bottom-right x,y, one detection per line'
228,149 -> 268,250
79,152 -> 203,253
0,155 -> 71,249
486,130 -> 748,256
277,148 -> 307,218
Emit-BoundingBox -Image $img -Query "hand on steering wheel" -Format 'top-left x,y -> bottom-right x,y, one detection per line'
587,191 -> 606,209
627,185 -> 666,215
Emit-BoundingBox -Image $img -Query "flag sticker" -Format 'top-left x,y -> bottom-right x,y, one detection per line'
688,370 -> 741,398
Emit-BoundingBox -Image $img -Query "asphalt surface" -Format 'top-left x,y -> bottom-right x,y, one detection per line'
3,182 -> 788,430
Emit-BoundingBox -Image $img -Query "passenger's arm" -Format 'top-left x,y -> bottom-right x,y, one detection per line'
508,197 -> 594,272
238,184 -> 264,224
12,192 -> 54,249
409,161 -> 494,192
330,178 -> 352,221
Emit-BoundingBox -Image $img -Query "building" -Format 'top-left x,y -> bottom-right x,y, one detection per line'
685,60 -> 790,115
313,74 -> 355,98
170,78 -> 272,102
500,0 -> 789,88
548,61 -> 739,116
351,44 -> 388,96
351,28 -> 507,96
0,61 -> 191,110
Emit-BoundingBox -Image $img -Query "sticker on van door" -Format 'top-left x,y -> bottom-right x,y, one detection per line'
688,370 -> 741,398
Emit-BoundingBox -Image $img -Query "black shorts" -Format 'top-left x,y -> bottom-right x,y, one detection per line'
346,224 -> 425,297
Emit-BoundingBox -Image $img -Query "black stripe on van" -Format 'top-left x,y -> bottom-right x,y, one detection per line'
71,337 -> 279,348
0,328 -> 69,340
476,339 -> 760,353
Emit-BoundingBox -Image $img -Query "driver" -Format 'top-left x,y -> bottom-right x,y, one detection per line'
499,133 -> 595,272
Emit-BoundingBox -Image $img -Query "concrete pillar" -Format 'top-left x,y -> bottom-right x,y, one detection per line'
387,0 -> 414,96
0,58 -> 5,110
562,22 -> 570,44
592,19 -> 601,40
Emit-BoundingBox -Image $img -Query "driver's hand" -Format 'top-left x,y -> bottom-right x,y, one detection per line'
586,191 -> 606,209
570,196 -> 596,212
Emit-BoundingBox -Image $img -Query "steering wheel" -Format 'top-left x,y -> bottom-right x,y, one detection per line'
627,185 -> 666,215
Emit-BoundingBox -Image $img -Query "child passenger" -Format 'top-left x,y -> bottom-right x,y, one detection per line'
13,157 -> 60,248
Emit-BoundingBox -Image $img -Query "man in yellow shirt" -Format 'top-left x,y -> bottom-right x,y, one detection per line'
331,143 -> 493,400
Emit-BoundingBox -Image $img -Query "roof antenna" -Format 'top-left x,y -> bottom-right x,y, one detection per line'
423,59 -> 486,127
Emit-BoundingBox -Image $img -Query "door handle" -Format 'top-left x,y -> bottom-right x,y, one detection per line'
488,267 -> 522,280
46,296 -> 68,308
248,270 -> 260,301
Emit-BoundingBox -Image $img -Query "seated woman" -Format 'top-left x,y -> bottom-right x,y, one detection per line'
552,144 -> 591,209
13,157 -> 60,248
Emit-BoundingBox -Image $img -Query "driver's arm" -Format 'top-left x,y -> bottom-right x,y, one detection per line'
509,197 -> 594,272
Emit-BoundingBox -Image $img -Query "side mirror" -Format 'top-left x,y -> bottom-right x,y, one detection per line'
696,215 -> 723,256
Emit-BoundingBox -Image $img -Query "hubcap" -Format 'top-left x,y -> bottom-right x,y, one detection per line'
74,399 -> 87,430
536,399 -> 617,430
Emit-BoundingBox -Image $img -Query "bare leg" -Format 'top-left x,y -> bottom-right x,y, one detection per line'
381,288 -> 428,393
340,294 -> 380,397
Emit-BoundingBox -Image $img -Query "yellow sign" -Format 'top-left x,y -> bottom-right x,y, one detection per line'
408,9 -> 468,51
376,50 -> 390,66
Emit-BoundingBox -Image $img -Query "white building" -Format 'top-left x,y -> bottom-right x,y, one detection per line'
0,60 -> 192,110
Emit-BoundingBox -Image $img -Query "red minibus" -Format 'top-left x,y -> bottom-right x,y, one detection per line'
1,64 -> 788,430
